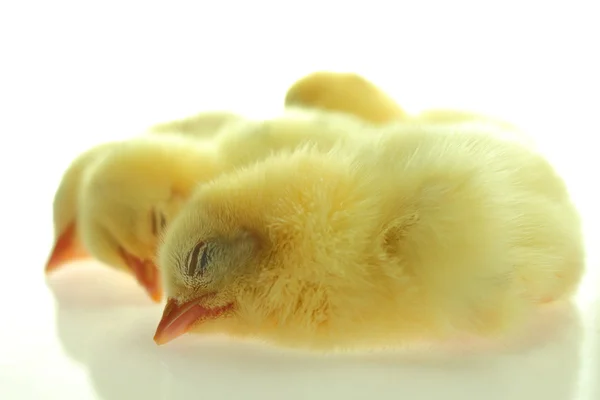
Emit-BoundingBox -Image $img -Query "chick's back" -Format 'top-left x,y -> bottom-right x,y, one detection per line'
367,126 -> 583,304
211,122 -> 584,345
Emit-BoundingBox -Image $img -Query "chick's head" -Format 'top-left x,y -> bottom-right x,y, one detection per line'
154,145 -> 383,348
79,136 -> 220,302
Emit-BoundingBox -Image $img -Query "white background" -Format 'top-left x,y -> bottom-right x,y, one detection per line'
0,1 -> 598,399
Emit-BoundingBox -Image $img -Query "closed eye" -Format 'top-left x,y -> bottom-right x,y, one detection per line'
159,213 -> 166,231
185,242 -> 212,277
150,208 -> 167,237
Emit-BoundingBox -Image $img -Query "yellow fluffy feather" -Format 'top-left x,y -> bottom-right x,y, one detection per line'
45,111 -> 243,299
155,118 -> 584,351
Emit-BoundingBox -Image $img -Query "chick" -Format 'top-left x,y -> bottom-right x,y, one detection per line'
73,110 -> 375,302
46,110 -> 247,296
76,135 -> 221,301
284,71 -> 406,124
153,119 -> 584,350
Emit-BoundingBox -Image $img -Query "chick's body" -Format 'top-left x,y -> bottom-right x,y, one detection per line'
158,121 -> 584,350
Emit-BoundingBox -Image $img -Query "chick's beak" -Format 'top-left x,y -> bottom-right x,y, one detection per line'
119,248 -> 163,302
153,297 -> 234,345
45,222 -> 91,273
154,298 -> 199,345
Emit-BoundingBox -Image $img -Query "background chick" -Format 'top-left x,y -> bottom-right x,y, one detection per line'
154,119 -> 584,351
284,71 -> 406,124
77,134 -> 221,301
46,111 -> 244,289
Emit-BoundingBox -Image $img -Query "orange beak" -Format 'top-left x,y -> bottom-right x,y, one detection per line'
119,248 -> 163,302
45,222 -> 91,273
153,296 -> 233,345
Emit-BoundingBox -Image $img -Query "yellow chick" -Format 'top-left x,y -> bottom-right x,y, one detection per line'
71,110 -> 375,302
45,111 -> 244,300
76,135 -> 221,301
284,71 -> 406,124
153,119 -> 584,351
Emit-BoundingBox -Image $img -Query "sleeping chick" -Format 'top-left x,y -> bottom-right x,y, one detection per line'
45,111 -> 244,298
76,134 -> 222,301
73,110 -> 376,302
153,120 -> 584,350
284,71 -> 406,124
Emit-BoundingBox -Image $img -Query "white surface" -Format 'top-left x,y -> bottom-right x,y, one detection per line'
1,1 -> 599,399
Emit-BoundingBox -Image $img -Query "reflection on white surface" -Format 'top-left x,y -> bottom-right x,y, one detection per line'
46,265 -> 588,400
1,1 -> 599,399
